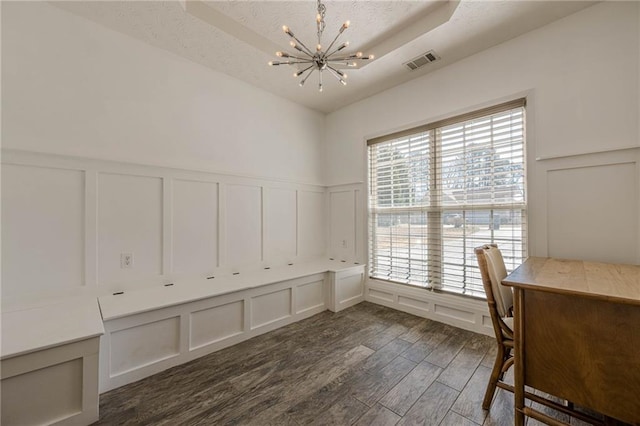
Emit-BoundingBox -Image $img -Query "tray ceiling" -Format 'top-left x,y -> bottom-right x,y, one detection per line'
54,1 -> 596,113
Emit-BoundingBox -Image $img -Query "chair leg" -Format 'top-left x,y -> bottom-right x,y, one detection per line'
483,343 -> 506,410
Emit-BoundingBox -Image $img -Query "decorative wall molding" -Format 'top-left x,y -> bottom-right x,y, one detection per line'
366,279 -> 493,337
1,149 -> 327,309
327,183 -> 365,263
535,145 -> 640,161
530,147 -> 640,262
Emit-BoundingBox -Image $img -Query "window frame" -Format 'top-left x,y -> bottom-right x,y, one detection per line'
367,99 -> 527,298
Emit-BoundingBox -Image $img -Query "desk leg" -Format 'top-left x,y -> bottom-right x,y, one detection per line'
514,288 -> 525,426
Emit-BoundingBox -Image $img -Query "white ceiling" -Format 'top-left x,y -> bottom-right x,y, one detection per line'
54,1 -> 596,114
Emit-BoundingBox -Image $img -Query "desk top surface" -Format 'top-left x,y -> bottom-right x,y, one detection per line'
502,257 -> 640,305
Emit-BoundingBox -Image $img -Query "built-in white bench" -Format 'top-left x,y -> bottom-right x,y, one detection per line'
0,259 -> 365,424
1,298 -> 104,426
98,258 -> 365,392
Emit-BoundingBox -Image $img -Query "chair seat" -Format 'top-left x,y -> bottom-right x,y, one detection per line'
502,316 -> 514,339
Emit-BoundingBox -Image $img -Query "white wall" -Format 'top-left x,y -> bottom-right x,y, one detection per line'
1,1 -> 325,184
325,2 -> 640,265
3,1 -> 640,316
1,2 -> 327,308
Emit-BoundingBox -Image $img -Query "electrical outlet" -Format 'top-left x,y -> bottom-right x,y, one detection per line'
121,253 -> 133,269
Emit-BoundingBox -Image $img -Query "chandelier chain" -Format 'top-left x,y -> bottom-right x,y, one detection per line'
316,0 -> 326,45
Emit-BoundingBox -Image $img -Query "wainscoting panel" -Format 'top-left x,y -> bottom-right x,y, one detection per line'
337,269 -> 364,303
109,316 -> 181,376
326,184 -> 365,264
547,162 -> 638,264
172,179 -> 219,275
98,173 -> 163,286
298,190 -> 326,258
369,288 -> 395,303
398,295 -> 430,314
1,164 -> 85,301
366,279 -> 493,336
1,358 -> 83,425
295,278 -> 326,314
251,288 -> 292,329
189,300 -> 244,350
433,303 -> 475,324
329,190 -> 356,260
264,187 -> 297,262
224,184 -> 263,267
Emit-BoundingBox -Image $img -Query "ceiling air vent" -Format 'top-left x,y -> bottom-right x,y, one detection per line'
404,50 -> 440,71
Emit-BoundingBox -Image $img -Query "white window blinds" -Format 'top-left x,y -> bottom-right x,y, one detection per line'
368,99 -> 527,297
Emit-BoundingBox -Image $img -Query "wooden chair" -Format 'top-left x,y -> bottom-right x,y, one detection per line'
474,243 -> 515,410
475,244 -> 607,425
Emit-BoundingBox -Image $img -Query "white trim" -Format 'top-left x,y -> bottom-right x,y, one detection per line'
1,149 -> 325,188
366,278 -> 493,336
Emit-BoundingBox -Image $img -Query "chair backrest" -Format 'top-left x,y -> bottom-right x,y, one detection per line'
475,244 -> 513,318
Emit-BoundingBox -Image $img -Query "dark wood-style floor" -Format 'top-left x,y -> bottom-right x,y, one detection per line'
93,302 -> 579,426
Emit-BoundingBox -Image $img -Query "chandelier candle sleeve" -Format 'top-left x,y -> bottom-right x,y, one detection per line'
268,0 -> 374,92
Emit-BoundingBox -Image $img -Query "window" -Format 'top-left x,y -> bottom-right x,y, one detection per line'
368,99 -> 526,297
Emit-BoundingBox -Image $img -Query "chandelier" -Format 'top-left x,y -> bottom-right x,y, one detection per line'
268,0 -> 374,92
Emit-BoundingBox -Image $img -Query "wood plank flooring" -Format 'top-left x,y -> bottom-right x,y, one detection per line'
93,302 -> 542,425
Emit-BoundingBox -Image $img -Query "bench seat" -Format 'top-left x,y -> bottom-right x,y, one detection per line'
98,258 -> 365,392
1,298 -> 104,425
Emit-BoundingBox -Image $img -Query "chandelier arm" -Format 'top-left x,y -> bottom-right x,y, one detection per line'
318,69 -> 323,92
325,46 -> 351,59
274,60 -> 315,66
299,68 -> 315,87
323,31 -> 344,56
287,33 -> 316,57
326,67 -> 346,85
294,64 -> 315,77
286,54 -> 314,61
328,54 -> 367,62
325,60 -> 357,68
327,65 -> 345,77
326,54 -> 355,61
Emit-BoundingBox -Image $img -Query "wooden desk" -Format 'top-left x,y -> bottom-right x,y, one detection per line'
502,257 -> 640,425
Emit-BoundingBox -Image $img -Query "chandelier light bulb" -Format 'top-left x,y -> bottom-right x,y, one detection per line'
268,61 -> 274,66
271,0 -> 373,92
